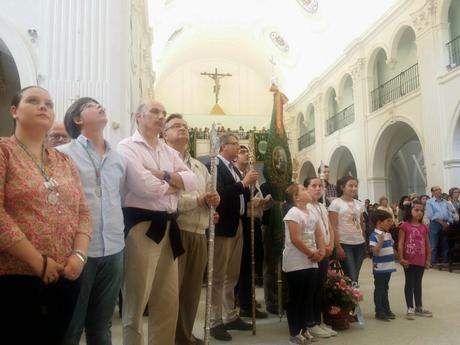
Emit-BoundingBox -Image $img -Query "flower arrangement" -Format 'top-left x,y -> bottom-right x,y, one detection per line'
324,270 -> 363,315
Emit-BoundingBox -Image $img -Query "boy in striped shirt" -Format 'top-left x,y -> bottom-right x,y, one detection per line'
369,210 -> 396,321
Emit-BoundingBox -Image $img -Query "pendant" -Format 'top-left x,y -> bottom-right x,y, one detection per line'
95,185 -> 102,198
47,192 -> 58,205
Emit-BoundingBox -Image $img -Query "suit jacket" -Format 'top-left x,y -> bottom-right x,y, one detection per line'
207,157 -> 250,237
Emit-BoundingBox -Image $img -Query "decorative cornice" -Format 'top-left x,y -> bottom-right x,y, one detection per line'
411,0 -> 438,35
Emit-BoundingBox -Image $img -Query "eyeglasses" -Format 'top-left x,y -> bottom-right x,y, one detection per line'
164,123 -> 189,131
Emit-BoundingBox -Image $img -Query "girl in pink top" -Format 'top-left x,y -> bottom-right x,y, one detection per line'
398,200 -> 432,320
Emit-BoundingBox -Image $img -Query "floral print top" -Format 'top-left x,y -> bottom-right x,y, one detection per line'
0,137 -> 92,276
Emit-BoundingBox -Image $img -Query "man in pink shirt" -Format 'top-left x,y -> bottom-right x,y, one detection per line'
117,100 -> 198,345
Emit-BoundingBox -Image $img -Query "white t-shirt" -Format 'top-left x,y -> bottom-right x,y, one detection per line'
307,202 -> 331,245
282,206 -> 319,272
329,198 -> 365,245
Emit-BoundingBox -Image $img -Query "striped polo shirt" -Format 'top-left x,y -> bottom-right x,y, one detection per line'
369,229 -> 396,273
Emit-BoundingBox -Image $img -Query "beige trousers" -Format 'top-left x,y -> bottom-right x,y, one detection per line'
122,221 -> 178,345
176,231 -> 207,345
210,220 -> 243,327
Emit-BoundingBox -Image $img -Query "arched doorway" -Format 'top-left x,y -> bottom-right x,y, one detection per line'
372,121 -> 426,203
298,160 -> 316,184
0,38 -> 20,136
328,146 -> 357,184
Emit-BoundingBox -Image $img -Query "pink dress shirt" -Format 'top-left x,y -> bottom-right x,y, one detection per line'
117,130 -> 198,213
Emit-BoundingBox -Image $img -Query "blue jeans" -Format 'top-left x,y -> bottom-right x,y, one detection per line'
373,272 -> 392,314
340,243 -> 366,283
63,250 -> 123,345
429,222 -> 449,264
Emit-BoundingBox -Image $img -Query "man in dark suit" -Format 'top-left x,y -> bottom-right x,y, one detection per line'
207,132 -> 258,341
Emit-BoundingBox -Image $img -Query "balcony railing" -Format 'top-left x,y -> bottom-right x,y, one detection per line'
370,63 -> 419,112
447,35 -> 460,68
298,129 -> 315,151
326,104 -> 355,135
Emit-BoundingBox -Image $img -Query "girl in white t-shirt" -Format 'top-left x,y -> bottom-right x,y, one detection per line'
329,176 -> 366,284
304,177 -> 337,338
283,184 -> 325,345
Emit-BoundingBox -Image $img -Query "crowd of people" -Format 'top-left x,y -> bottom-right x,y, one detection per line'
1,86 -> 459,345
194,125 -> 267,140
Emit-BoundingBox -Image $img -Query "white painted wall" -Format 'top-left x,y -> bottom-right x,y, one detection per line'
286,0 -> 460,203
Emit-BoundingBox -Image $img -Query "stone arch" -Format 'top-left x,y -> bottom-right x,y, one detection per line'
371,120 -> 426,203
305,103 -> 315,130
298,160 -> 317,184
324,86 -> 338,118
391,25 -> 418,72
337,73 -> 354,110
366,45 -> 390,87
0,17 -> 36,86
327,145 -> 357,185
447,101 -> 460,187
296,111 -> 308,136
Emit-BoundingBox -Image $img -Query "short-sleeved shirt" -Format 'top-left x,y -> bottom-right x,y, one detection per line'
283,206 -> 319,272
400,222 -> 428,267
329,198 -> 365,245
369,229 -> 396,273
307,202 -> 330,245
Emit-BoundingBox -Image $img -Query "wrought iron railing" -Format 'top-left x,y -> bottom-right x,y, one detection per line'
447,35 -> 460,68
326,104 -> 354,135
298,129 -> 315,151
370,63 -> 419,111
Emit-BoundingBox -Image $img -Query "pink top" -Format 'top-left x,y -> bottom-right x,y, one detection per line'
117,130 -> 198,213
400,222 -> 428,267
0,138 -> 92,276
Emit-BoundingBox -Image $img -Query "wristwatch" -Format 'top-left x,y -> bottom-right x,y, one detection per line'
163,171 -> 171,184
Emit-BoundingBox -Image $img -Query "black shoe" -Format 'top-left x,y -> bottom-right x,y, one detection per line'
375,313 -> 391,321
224,316 -> 252,331
210,325 -> 232,341
240,308 -> 268,319
385,311 -> 396,319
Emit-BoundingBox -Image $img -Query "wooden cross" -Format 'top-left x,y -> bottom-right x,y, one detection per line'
201,68 -> 232,105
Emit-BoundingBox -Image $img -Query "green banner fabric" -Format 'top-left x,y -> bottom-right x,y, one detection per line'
254,132 -> 269,162
263,87 -> 293,256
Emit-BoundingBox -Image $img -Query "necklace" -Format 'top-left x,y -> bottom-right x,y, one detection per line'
312,203 -> 329,236
78,141 -> 103,198
342,197 -> 361,231
14,134 -> 59,205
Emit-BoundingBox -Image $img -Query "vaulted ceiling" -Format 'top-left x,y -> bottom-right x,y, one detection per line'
149,0 -> 399,100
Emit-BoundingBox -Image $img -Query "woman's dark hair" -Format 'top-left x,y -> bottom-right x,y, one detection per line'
336,175 -> 358,197
64,97 -> 99,139
303,176 -> 321,187
403,199 -> 424,222
371,209 -> 393,226
398,195 -> 409,209
11,86 -> 49,130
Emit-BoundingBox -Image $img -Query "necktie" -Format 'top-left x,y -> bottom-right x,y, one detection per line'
228,162 -> 245,216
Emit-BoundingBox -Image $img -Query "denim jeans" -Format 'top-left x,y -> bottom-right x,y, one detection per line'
429,221 -> 449,264
63,250 -> 123,345
340,243 -> 366,283
373,272 -> 392,314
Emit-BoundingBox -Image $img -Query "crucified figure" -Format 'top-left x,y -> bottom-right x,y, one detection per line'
201,68 -> 232,104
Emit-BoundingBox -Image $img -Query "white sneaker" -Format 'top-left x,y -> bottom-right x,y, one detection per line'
320,323 -> 338,336
302,329 -> 319,343
289,334 -> 306,345
309,325 -> 331,338
406,307 -> 415,320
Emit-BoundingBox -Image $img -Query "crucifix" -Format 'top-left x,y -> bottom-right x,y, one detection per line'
201,68 -> 232,105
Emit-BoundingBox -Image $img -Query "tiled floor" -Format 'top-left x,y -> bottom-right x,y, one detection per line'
82,259 -> 460,345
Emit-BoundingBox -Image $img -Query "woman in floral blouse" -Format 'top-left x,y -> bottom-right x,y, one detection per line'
0,86 -> 92,345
